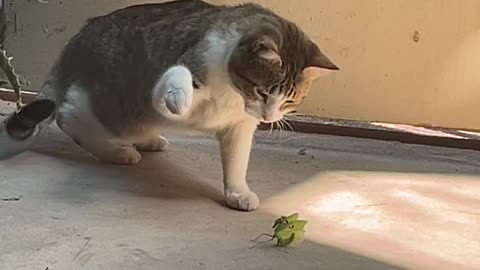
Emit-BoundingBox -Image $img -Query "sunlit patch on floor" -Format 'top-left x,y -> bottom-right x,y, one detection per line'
262,171 -> 480,270
391,190 -> 475,224
302,192 -> 384,231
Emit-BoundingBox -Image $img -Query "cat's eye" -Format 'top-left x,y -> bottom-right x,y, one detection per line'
259,92 -> 269,102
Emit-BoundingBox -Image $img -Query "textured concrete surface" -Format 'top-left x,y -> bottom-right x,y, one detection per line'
1,101 -> 479,270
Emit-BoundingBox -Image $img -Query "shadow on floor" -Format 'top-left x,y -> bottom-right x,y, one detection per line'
32,142 -> 225,207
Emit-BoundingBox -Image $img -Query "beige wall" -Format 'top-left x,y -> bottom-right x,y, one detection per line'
5,0 -> 480,130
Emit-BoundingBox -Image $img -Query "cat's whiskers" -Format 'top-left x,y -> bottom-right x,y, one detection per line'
269,122 -> 274,135
275,120 -> 287,139
281,119 -> 294,132
279,120 -> 286,132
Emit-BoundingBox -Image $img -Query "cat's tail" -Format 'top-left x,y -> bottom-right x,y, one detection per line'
0,97 -> 56,159
0,45 -> 59,159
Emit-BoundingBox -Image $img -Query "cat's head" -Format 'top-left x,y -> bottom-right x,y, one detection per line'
228,22 -> 339,123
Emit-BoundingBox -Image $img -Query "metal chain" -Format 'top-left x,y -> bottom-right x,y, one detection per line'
0,46 -> 23,111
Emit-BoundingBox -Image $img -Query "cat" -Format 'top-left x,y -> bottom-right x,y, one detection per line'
0,0 -> 339,211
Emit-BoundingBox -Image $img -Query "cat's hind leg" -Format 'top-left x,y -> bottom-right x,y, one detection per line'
57,85 -> 142,165
135,135 -> 169,152
152,65 -> 194,116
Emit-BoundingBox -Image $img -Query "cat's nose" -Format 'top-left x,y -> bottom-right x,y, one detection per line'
261,114 -> 275,123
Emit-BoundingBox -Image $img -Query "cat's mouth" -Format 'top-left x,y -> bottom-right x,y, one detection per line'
245,108 -> 281,124
257,113 -> 285,124
244,107 -> 285,124
259,118 -> 277,124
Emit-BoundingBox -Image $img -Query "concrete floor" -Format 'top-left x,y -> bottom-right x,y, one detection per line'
1,101 -> 479,270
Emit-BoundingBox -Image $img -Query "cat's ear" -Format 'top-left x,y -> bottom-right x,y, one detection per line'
302,45 -> 339,81
252,36 -> 282,65
239,26 -> 283,65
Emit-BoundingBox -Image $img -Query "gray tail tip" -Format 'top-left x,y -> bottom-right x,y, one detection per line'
5,99 -> 56,140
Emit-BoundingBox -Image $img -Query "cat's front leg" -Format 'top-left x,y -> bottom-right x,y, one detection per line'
152,65 -> 193,116
217,119 -> 259,211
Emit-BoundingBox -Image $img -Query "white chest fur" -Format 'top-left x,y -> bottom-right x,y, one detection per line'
190,29 -> 255,129
157,72 -> 254,132
187,81 -> 251,129
154,29 -> 256,132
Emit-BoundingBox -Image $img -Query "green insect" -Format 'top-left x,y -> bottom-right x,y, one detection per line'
250,213 -> 308,249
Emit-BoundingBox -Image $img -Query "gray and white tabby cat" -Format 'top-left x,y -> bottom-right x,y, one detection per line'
0,0 -> 338,211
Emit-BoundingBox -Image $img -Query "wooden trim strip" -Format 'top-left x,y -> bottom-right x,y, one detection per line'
1,88 -> 479,151
0,88 -> 37,103
259,121 -> 480,151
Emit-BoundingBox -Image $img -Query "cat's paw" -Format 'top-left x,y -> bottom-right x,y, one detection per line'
135,136 -> 169,152
152,65 -> 194,116
164,82 -> 193,116
99,147 -> 142,165
225,190 -> 260,211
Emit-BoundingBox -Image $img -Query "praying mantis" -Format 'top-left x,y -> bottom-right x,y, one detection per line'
250,213 -> 308,249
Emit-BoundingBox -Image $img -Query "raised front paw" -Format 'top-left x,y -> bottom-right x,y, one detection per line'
225,190 -> 260,211
164,84 -> 193,116
152,65 -> 194,116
